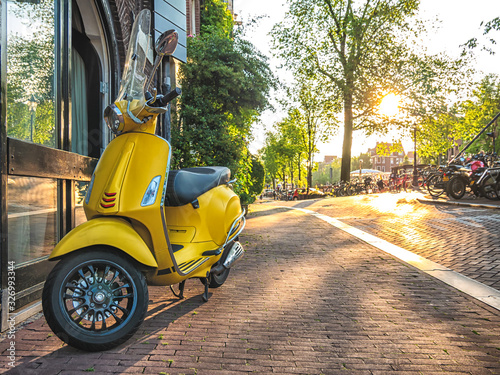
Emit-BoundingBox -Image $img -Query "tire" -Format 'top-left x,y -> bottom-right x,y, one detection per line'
447,176 -> 466,200
42,248 -> 148,352
480,177 -> 500,200
209,267 -> 230,288
427,174 -> 446,197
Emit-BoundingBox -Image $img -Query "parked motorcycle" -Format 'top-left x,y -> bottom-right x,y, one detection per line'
42,9 -> 245,352
447,153 -> 500,200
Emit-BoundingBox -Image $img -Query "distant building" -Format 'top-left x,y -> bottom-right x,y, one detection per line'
187,0 -> 237,36
323,155 -> 338,163
368,142 -> 406,172
222,0 -> 234,13
406,151 -> 415,164
187,0 -> 201,36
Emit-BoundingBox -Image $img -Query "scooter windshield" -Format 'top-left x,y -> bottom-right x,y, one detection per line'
116,9 -> 151,103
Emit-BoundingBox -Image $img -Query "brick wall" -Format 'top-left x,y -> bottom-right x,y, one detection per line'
109,0 -> 153,69
186,0 -> 200,36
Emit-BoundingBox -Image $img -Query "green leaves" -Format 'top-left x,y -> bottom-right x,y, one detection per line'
171,1 -> 274,201
273,0 -> 468,180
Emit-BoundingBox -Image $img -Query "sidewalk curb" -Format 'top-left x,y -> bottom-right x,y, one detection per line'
417,197 -> 500,210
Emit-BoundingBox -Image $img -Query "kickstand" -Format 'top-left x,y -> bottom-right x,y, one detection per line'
169,280 -> 185,299
200,277 -> 209,302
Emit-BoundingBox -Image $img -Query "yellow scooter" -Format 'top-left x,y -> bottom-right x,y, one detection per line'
42,9 -> 245,352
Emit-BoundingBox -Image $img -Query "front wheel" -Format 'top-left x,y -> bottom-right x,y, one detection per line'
42,248 -> 149,352
427,174 -> 446,197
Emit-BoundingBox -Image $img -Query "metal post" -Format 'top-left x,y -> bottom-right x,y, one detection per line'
30,112 -> 34,141
412,127 -> 418,187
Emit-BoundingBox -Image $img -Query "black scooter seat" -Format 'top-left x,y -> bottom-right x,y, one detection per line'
165,167 -> 231,207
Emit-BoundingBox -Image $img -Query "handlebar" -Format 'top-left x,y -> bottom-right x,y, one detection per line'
159,87 -> 182,106
145,87 -> 182,107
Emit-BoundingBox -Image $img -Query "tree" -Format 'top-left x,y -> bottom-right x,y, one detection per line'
6,0 -> 56,146
248,156 -> 265,197
350,152 -> 373,171
457,75 -> 500,154
464,17 -> 500,55
312,157 -> 342,185
273,0 -> 466,181
415,75 -> 500,163
200,0 -> 234,37
417,108 -> 460,164
261,119 -> 305,190
173,0 -> 275,198
261,81 -> 337,192
274,113 -> 305,187
261,132 -> 282,189
292,81 -> 338,189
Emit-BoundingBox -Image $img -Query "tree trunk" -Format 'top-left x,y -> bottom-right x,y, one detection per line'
307,158 -> 312,192
340,89 -> 354,182
298,154 -> 301,182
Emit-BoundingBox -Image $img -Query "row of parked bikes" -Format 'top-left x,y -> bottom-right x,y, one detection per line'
331,177 -> 386,197
426,152 -> 500,200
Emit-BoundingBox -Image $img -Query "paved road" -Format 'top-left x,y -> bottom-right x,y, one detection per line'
1,196 -> 499,374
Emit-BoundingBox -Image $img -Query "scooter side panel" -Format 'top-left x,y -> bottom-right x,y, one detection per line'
48,217 -> 158,268
164,185 -> 243,246
84,132 -> 174,274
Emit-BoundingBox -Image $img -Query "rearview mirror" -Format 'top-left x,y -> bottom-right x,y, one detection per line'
155,29 -> 178,56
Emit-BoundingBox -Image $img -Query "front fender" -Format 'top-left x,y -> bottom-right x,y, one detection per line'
49,217 -> 158,268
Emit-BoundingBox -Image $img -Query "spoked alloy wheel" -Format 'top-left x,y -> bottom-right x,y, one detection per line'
447,176 -> 466,200
427,174 -> 446,197
42,249 -> 148,351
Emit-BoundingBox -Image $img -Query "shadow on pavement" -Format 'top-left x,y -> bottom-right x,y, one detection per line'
2,293 -> 206,375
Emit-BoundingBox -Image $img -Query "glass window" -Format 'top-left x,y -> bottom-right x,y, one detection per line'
75,181 -> 89,226
8,177 -> 57,265
71,48 -> 88,155
6,0 -> 56,147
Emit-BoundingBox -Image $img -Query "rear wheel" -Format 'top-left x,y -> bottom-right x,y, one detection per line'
427,174 -> 446,197
209,268 -> 230,288
42,249 -> 148,351
447,176 -> 466,200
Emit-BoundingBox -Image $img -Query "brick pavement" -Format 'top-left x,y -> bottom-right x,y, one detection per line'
290,193 -> 500,291
1,202 -> 500,374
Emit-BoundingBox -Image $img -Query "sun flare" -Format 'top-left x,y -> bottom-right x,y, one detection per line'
379,93 -> 400,117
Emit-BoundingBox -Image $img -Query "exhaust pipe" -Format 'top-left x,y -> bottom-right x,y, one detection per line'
211,241 -> 244,275
223,241 -> 244,268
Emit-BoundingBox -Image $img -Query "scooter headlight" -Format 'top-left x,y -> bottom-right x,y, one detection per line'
104,104 -> 124,134
141,175 -> 161,207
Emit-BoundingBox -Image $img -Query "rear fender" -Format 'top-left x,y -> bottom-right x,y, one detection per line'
49,217 -> 158,268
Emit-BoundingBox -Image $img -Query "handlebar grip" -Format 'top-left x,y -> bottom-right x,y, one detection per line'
160,88 -> 182,106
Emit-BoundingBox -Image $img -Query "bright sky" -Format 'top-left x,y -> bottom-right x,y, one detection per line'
234,0 -> 500,161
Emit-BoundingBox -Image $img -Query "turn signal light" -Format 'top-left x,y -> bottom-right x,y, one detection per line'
101,192 -> 117,208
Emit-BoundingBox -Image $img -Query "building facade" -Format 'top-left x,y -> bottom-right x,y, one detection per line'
0,0 -> 187,330
369,143 -> 406,172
